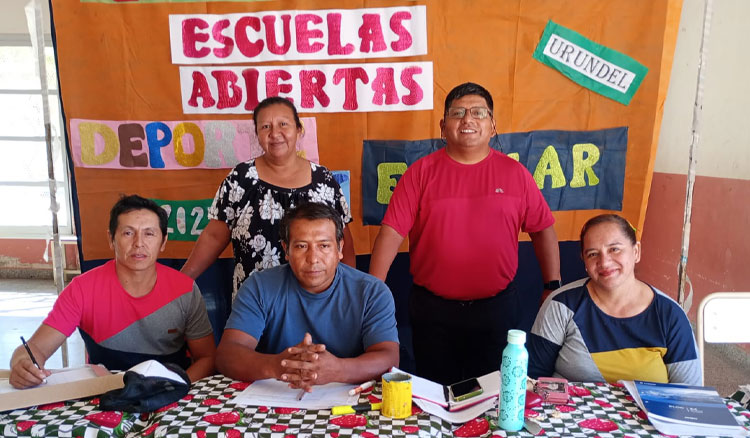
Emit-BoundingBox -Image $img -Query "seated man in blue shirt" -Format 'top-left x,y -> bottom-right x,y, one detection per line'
216,202 -> 399,392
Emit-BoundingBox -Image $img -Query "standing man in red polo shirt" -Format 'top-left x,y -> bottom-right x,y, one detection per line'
370,82 -> 560,385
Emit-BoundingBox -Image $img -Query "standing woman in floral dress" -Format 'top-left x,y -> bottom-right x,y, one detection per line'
182,97 -> 355,297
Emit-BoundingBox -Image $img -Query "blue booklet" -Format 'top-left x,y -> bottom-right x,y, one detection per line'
622,380 -> 748,437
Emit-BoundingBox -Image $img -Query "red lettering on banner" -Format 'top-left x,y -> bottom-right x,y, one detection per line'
400,66 -> 423,105
188,71 -> 216,108
266,69 -> 294,101
182,62 -> 431,113
118,123 -> 148,168
333,67 -> 369,110
235,16 -> 264,58
327,13 -> 354,56
371,68 -> 399,105
389,11 -> 413,52
263,15 -> 292,55
295,14 -> 324,54
176,8 -> 422,62
358,14 -> 387,53
183,18 -> 210,58
299,70 -> 330,108
212,71 -> 243,110
241,69 -> 261,111
212,19 -> 234,58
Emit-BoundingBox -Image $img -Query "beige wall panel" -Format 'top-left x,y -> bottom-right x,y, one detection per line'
656,0 -> 750,180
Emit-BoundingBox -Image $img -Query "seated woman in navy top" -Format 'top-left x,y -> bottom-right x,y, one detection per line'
528,214 -> 701,385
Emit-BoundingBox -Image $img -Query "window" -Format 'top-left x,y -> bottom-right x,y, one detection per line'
0,33 -> 73,238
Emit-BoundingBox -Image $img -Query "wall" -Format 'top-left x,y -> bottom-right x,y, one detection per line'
0,0 -> 49,34
0,0 -> 75,278
638,0 -> 750,320
0,239 -> 78,279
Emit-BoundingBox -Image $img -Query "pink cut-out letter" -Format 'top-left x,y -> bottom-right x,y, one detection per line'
389,11 -> 413,52
242,68 -> 261,111
299,69 -> 330,108
333,67 -> 369,110
263,15 -> 292,55
295,14 -> 324,54
266,69 -> 294,101
371,68 -> 399,105
358,14 -> 387,53
400,66 -> 423,105
211,70 -> 243,110
188,71 -> 216,108
182,18 -> 210,58
326,13 -> 354,55
212,19 -> 234,58
235,16 -> 264,58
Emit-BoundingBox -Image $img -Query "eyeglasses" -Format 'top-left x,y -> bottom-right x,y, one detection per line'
446,107 -> 492,120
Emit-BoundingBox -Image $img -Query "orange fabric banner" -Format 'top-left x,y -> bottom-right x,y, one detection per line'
50,0 -> 682,260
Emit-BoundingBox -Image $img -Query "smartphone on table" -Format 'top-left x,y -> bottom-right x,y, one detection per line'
448,377 -> 484,402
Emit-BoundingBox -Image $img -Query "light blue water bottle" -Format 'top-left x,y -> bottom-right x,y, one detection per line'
498,329 -> 528,431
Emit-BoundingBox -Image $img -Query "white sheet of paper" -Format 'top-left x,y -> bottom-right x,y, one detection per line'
414,396 -> 497,424
392,366 -> 447,406
229,378 -> 359,410
0,380 -> 17,394
0,364 -> 110,393
46,366 -> 100,385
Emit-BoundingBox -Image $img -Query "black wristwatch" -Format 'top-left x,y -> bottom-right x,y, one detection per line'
543,280 -> 561,290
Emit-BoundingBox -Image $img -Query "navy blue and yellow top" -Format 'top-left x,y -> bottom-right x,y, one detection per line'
528,278 -> 701,385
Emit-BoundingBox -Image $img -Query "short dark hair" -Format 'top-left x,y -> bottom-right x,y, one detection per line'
253,96 -> 303,135
579,214 -> 637,254
109,194 -> 168,240
280,203 -> 344,246
444,82 -> 494,116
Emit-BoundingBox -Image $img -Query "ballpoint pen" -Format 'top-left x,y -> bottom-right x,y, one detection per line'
297,388 -> 307,401
20,336 -> 42,371
20,336 -> 47,383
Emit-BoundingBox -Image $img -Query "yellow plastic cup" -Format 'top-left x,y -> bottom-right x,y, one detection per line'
381,372 -> 412,419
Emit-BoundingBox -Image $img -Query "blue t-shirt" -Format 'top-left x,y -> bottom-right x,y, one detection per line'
226,263 -> 399,357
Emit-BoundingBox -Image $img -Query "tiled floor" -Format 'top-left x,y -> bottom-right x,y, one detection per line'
0,279 -> 85,370
0,278 -> 748,396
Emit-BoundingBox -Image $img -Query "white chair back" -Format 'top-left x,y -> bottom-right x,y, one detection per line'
697,292 -> 750,385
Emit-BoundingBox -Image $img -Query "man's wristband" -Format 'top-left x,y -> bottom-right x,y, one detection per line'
543,280 -> 561,290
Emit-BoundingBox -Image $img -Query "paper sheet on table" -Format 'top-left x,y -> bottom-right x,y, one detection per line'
392,367 -> 447,407
229,378 -> 359,409
0,364 -> 109,393
413,396 -> 497,424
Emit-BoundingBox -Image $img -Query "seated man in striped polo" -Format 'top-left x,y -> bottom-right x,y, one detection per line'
9,195 -> 216,388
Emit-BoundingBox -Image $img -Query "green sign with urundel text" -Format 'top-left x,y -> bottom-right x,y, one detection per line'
533,20 -> 648,105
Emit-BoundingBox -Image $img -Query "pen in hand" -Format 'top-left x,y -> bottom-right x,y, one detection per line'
20,336 -> 47,383
297,388 -> 307,401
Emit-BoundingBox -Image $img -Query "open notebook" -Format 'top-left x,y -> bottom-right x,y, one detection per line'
392,367 -> 500,412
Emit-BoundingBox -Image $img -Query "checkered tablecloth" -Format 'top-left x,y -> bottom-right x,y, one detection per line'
2,378 -> 749,437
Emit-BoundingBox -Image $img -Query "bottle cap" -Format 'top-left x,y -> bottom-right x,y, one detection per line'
507,329 -> 526,344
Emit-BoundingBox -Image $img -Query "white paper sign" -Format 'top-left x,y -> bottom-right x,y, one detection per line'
170,6 -> 427,64
180,61 -> 433,114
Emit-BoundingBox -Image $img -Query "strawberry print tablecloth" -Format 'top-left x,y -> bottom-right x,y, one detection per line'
2,377 -> 750,437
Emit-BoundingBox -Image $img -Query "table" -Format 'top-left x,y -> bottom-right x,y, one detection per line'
2,377 -> 749,437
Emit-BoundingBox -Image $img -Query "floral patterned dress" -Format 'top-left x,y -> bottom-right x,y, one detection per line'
208,159 -> 352,297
